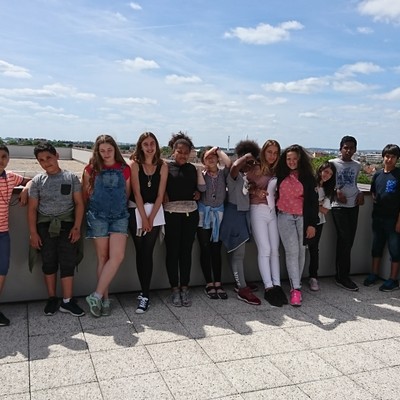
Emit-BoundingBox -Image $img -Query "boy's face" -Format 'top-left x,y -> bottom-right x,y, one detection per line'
340,141 -> 356,162
383,153 -> 398,171
36,151 -> 61,175
0,150 -> 10,174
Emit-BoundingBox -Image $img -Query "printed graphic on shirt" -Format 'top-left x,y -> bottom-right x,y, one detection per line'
336,167 -> 356,188
386,179 -> 397,193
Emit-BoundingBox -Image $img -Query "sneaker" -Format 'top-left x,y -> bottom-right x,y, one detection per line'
101,299 -> 111,316
379,279 -> 400,292
136,296 -> 150,313
181,288 -> 192,307
59,300 -> 85,317
274,285 -> 288,305
44,297 -> 59,316
237,287 -> 261,305
364,273 -> 380,287
309,278 -> 320,291
0,311 -> 10,327
171,290 -> 182,307
290,289 -> 302,307
86,293 -> 102,317
234,282 -> 258,293
335,277 -> 359,291
264,287 -> 283,307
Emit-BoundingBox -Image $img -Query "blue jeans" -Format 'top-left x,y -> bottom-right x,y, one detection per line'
277,212 -> 305,289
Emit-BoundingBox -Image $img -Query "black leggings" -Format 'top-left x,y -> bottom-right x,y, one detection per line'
197,227 -> 222,283
164,210 -> 199,288
128,209 -> 160,297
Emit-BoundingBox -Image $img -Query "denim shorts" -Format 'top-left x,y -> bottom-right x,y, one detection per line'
0,231 -> 10,275
86,210 -> 129,238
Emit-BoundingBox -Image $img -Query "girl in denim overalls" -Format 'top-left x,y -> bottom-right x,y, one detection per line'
83,134 -> 131,317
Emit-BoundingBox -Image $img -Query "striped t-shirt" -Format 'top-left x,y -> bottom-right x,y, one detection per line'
0,171 -> 24,232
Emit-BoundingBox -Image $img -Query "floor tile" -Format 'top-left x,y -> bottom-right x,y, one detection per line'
83,323 -> 141,352
299,376 -> 375,400
29,331 -> 88,360
0,361 -> 29,397
161,364 -> 237,399
132,320 -> 191,344
217,356 -> 291,392
30,354 -> 96,391
91,346 -> 157,381
0,324 -> 29,364
31,382 -> 103,400
179,314 -> 236,338
315,343 -> 386,374
357,338 -> 400,366
268,350 -> 342,384
220,311 -> 279,334
146,339 -> 212,371
241,386 -> 310,400
349,366 -> 400,400
99,372 -> 173,400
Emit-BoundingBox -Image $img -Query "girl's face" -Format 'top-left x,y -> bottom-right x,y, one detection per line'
141,136 -> 157,158
265,145 -> 279,166
203,153 -> 218,170
173,143 -> 190,166
286,151 -> 299,170
99,143 -> 116,165
320,166 -> 334,183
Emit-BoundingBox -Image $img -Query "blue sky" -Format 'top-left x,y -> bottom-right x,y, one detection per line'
1,0 -> 400,150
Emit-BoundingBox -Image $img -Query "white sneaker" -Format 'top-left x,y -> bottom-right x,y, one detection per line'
309,278 -> 320,291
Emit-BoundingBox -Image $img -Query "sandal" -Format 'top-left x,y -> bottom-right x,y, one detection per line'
215,285 -> 228,300
204,285 -> 218,300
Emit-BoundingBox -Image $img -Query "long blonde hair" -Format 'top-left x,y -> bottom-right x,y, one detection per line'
259,139 -> 281,176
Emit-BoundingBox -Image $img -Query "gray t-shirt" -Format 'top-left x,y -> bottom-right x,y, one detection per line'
226,172 -> 250,211
330,157 -> 361,208
29,170 -> 81,216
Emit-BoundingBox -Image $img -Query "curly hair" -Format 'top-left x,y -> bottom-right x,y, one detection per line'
259,139 -> 281,176
168,131 -> 194,151
131,132 -> 162,165
276,144 -> 314,182
235,140 -> 260,159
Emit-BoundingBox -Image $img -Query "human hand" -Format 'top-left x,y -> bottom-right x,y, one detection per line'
30,232 -> 42,249
306,226 -> 316,239
69,226 -> 81,243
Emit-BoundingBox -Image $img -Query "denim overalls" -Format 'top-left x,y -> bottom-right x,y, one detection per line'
86,167 -> 129,237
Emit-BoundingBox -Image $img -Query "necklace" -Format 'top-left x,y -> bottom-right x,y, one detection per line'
143,164 -> 156,188
207,170 -> 219,199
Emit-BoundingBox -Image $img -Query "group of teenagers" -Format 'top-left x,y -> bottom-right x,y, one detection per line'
0,132 -> 399,326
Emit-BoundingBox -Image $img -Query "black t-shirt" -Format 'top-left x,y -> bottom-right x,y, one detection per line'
166,162 -> 197,201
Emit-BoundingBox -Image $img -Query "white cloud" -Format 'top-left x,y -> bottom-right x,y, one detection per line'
106,97 -> 157,105
337,62 -> 383,77
129,2 -> 142,11
373,87 -> 400,100
299,112 -> 319,118
224,21 -> 304,45
332,80 -> 375,93
247,94 -> 287,105
180,92 -> 220,105
0,60 -> 31,79
165,74 -> 202,84
357,26 -> 374,34
358,0 -> 400,24
117,57 -> 160,71
262,77 -> 328,94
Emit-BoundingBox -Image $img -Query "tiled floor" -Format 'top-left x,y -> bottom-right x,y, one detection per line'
1,275 -> 400,399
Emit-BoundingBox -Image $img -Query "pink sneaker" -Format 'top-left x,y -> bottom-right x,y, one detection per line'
290,289 -> 302,307
237,287 -> 261,305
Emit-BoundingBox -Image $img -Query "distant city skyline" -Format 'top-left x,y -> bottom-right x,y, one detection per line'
1,1 -> 400,149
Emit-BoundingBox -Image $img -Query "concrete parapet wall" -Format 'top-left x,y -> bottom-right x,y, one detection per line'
7,145 -> 72,159
2,192 -> 390,303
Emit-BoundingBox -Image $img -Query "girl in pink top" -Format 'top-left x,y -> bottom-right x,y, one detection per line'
276,145 -> 319,307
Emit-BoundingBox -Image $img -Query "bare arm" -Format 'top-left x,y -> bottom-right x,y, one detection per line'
28,197 -> 41,249
230,153 -> 254,179
148,162 -> 168,229
69,191 -> 84,243
130,161 -> 150,232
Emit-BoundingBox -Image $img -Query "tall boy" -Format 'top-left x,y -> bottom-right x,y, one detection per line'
331,135 -> 364,291
28,142 -> 85,316
364,144 -> 400,291
0,144 -> 30,326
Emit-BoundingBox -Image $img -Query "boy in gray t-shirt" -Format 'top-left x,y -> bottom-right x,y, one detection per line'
28,142 -> 85,317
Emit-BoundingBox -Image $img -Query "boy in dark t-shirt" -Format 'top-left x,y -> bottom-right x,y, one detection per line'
364,144 -> 400,291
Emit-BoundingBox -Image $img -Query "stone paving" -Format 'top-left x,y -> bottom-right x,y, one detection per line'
1,275 -> 400,400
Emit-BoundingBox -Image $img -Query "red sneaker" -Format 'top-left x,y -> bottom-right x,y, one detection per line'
237,287 -> 261,305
